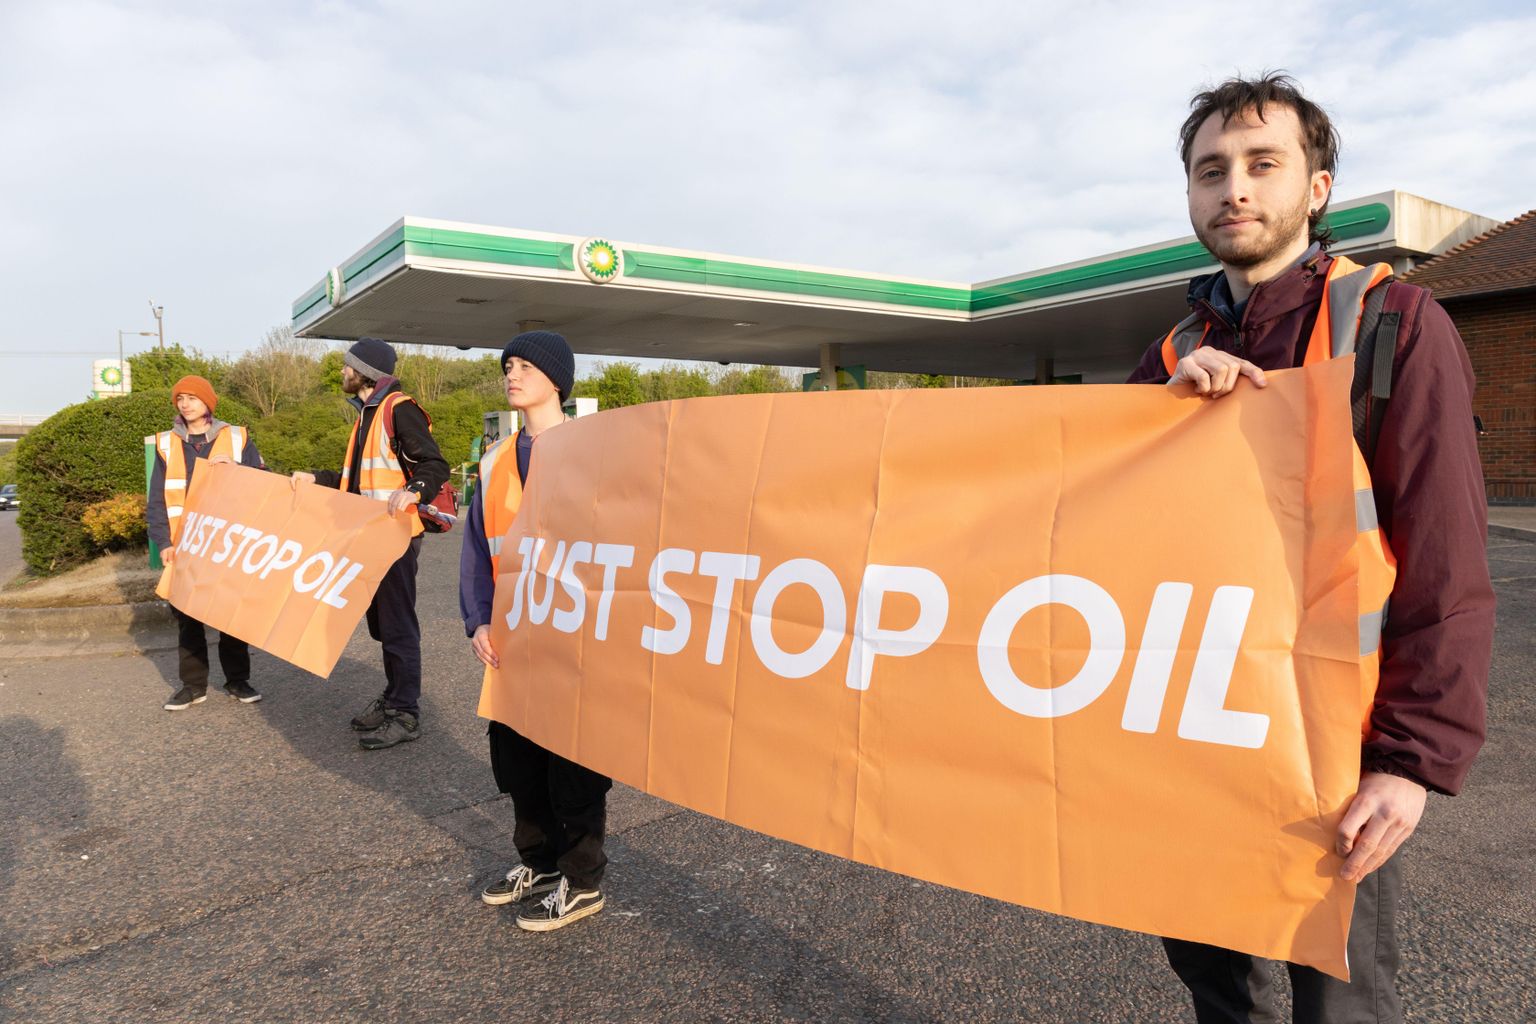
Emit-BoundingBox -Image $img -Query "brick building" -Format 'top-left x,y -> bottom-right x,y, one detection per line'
1404,211 -> 1536,504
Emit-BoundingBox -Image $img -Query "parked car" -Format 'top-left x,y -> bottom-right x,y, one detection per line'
0,484 -> 18,511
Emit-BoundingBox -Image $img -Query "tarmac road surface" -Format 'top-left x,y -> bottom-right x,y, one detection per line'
1,526 -> 1532,1023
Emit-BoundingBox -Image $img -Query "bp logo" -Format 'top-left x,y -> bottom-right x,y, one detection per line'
99,365 -> 123,387
325,266 -> 346,306
577,238 -> 622,283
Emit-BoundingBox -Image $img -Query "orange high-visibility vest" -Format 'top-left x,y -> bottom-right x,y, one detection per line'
478,433 -> 526,576
1160,255 -> 1398,736
339,392 -> 424,538
156,423 -> 248,546
479,420 -> 570,573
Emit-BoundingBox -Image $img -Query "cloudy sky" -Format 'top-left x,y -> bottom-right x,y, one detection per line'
2,0 -> 1533,415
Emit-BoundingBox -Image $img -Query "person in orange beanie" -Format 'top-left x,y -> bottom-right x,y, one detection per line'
146,376 -> 266,710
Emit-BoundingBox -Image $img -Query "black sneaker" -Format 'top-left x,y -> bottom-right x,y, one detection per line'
358,709 -> 420,750
482,866 -> 561,906
224,681 -> 262,704
516,877 -> 604,932
164,686 -> 207,711
350,696 -> 387,731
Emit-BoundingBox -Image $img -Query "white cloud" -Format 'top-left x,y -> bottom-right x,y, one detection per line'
1,0 -> 1532,413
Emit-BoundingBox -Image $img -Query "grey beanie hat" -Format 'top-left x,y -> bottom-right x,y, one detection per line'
345,337 -> 397,381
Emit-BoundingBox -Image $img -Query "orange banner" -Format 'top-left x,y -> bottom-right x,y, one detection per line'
156,463 -> 412,677
479,358 -> 1365,978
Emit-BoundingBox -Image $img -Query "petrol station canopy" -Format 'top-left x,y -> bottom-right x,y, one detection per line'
293,191 -> 1496,382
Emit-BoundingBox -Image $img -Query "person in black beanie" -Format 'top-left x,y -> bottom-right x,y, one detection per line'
291,337 -> 451,749
461,330 -> 613,931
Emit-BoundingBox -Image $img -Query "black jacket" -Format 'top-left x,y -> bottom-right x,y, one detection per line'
313,377 -> 450,500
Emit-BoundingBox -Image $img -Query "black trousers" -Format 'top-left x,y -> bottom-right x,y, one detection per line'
1163,853 -> 1402,1024
366,536 -> 422,716
487,720 -> 612,890
174,606 -> 250,691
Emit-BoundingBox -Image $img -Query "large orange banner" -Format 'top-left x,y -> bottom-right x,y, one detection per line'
480,358 -> 1365,977
156,463 -> 412,677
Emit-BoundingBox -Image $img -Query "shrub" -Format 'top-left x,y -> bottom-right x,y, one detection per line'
82,493 -> 148,547
16,389 -> 257,575
252,395 -> 354,476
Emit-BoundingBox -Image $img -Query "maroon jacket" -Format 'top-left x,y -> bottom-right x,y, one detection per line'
1127,250 -> 1494,795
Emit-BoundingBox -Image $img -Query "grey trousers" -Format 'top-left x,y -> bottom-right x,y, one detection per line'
1163,853 -> 1402,1023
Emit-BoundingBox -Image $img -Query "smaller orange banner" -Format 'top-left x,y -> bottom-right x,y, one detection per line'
155,463 -> 412,677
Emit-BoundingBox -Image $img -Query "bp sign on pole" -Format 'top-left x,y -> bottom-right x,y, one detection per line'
93,359 -> 132,398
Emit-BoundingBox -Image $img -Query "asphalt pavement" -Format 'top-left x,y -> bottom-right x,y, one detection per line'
1,526 -> 1532,1024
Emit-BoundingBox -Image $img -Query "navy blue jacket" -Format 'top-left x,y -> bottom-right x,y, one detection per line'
146,418 -> 264,549
459,430 -> 534,635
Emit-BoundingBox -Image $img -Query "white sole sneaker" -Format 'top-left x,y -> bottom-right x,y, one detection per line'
516,892 -> 605,931
164,694 -> 207,711
481,873 -> 560,907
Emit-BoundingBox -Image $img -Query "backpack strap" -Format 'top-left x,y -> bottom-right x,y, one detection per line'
1350,281 -> 1400,466
378,392 -> 432,467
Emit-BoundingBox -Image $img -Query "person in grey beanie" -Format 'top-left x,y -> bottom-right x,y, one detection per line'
291,337 -> 451,749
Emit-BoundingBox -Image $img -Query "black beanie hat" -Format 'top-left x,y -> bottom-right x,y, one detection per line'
345,337 -> 397,381
501,330 -> 575,402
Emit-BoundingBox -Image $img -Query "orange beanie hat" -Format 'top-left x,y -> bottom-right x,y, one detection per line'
172,375 -> 218,414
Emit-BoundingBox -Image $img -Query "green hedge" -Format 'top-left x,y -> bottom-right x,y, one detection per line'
252,396 -> 353,476
16,390 -> 257,575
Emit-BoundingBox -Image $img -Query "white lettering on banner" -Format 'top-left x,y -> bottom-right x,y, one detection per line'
978,574 -> 1126,718
750,558 -> 846,679
213,521 -> 241,564
553,542 -> 594,635
260,540 -> 304,580
591,544 -> 635,641
241,534 -> 280,575
1121,583 -> 1195,734
320,560 -> 366,609
528,540 -> 566,627
499,535 -> 1270,749
1177,586 -> 1267,748
503,537 -> 542,630
228,525 -> 261,567
173,521 -> 370,609
642,548 -> 697,656
847,565 -> 949,692
698,552 -> 761,665
293,552 -> 335,593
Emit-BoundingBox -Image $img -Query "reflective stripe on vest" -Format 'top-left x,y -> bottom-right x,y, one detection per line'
158,424 -> 246,546
339,393 -> 423,538
1157,254 -> 1398,738
479,435 -> 525,576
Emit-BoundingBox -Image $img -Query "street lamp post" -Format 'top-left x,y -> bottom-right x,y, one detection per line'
148,301 -> 165,351
117,329 -> 157,393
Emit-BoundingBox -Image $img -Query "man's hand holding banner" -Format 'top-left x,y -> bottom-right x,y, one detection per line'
156,463 -> 412,677
480,358 -> 1367,978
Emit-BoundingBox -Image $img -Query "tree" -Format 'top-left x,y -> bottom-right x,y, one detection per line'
582,362 -> 646,409
225,326 -> 322,418
396,344 -> 453,403
645,364 -> 714,402
717,365 -> 796,395
128,346 -> 230,393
